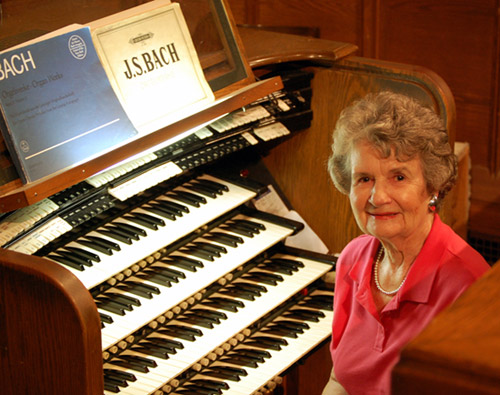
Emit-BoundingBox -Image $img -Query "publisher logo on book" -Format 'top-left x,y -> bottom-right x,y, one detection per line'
68,35 -> 87,60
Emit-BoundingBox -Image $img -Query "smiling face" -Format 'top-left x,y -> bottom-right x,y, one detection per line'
349,140 -> 435,247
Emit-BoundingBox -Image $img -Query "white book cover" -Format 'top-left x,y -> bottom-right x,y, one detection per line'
91,1 -> 214,135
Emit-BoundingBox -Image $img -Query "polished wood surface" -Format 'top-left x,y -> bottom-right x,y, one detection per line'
392,259 -> 500,394
0,249 -> 103,394
238,27 -> 357,68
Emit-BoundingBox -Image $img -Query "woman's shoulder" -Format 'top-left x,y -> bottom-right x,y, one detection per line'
343,234 -> 376,251
338,234 -> 377,264
432,216 -> 490,277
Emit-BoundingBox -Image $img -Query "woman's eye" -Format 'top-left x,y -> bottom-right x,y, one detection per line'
395,174 -> 405,181
359,176 -> 371,183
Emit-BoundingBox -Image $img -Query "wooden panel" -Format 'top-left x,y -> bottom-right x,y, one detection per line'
262,57 -> 456,253
0,0 -> 139,45
392,259 -> 500,394
238,27 -> 357,68
227,0 -> 364,48
0,249 -> 103,394
375,0 -> 500,238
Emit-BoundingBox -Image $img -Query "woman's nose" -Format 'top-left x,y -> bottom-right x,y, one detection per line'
368,182 -> 391,206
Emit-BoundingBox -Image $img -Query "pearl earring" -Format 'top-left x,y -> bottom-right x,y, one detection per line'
429,195 -> 438,212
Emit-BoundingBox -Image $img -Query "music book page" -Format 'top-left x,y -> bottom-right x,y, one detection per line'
91,1 -> 215,135
0,26 -> 138,184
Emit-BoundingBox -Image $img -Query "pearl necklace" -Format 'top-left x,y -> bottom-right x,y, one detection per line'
373,246 -> 408,295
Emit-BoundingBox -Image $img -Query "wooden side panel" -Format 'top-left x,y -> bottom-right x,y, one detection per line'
0,250 -> 103,395
262,57 -> 456,254
392,259 -> 500,394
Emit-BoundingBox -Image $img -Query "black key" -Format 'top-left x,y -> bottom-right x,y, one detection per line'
193,241 -> 227,255
103,382 -> 120,392
243,272 -> 284,285
116,284 -> 154,299
201,370 -> 240,382
229,220 -> 261,234
47,254 -> 84,271
97,296 -> 135,311
104,375 -> 128,388
190,180 -> 225,195
246,336 -> 288,350
124,213 -> 164,230
180,246 -> 216,261
112,222 -> 147,237
55,249 -> 93,267
104,224 -> 141,241
230,348 -> 271,360
84,236 -> 120,252
105,292 -> 141,307
150,263 -> 186,279
195,178 -> 229,193
261,326 -> 299,338
184,310 -> 222,324
177,315 -> 215,329
155,199 -> 189,214
258,263 -> 294,275
275,319 -> 310,330
119,354 -> 157,367
233,281 -> 268,293
135,271 -> 172,287
184,183 -> 217,198
177,388 -> 220,395
219,223 -> 254,238
218,288 -> 257,301
97,229 -> 133,245
163,256 -> 203,271
76,238 -> 113,255
145,336 -> 184,350
104,368 -> 136,382
109,360 -> 149,373
158,325 -> 203,340
142,204 -> 177,221
63,246 -> 100,263
203,232 -> 243,247
220,355 -> 259,368
169,191 -> 206,206
189,379 -> 229,390
272,257 -> 305,268
284,308 -> 325,322
132,344 -> 174,359
96,300 -> 127,316
128,280 -> 161,295
99,312 -> 114,325
233,219 -> 266,231
189,308 -> 227,321
202,297 -> 245,312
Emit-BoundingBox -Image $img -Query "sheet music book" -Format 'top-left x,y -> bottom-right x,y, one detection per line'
90,1 -> 215,135
0,26 -> 138,184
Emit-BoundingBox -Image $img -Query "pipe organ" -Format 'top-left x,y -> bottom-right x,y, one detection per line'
0,1 -> 456,394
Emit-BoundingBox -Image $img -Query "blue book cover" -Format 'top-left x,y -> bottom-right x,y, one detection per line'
0,26 -> 138,183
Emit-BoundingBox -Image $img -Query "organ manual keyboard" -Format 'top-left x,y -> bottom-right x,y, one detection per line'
0,7 -> 337,388
0,1 -> 458,394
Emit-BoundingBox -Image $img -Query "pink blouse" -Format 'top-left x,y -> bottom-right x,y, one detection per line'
330,214 -> 489,394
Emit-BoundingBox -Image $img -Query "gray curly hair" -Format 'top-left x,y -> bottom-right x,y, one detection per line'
327,91 -> 457,206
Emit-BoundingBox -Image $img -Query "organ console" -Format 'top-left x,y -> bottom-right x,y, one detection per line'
0,1 -> 458,394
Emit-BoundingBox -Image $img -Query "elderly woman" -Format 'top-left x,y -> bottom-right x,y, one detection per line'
322,91 -> 489,394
